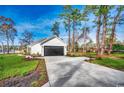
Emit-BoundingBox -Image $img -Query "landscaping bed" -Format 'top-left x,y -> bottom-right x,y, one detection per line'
111,53 -> 124,59
67,52 -> 96,58
0,54 -> 48,87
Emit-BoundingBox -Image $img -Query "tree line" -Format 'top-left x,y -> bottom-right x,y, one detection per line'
0,16 -> 17,54
0,16 -> 33,54
51,5 -> 124,56
0,5 -> 124,56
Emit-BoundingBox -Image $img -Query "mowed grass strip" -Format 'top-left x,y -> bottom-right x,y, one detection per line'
91,58 -> 124,71
0,54 -> 38,80
111,53 -> 124,59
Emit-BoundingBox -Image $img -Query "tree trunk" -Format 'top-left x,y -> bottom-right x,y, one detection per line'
5,31 -> 9,54
1,42 -> 4,54
68,18 -> 71,53
72,19 -> 76,53
83,37 -> 87,53
96,15 -> 101,56
6,38 -> 9,54
12,41 -> 15,53
83,30 -> 87,53
108,23 -> 116,54
108,9 -> 121,54
101,14 -> 107,55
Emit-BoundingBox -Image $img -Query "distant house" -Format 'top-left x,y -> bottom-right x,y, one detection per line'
27,36 -> 67,56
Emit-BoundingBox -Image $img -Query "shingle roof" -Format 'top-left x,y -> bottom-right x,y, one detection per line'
29,36 -> 59,46
40,36 -> 57,45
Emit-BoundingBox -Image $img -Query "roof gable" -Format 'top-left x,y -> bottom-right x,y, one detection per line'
28,36 -> 66,47
41,36 -> 66,46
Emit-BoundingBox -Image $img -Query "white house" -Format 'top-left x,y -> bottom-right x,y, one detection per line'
27,36 -> 67,56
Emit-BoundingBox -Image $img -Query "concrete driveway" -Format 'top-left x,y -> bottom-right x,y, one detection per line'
43,56 -> 124,87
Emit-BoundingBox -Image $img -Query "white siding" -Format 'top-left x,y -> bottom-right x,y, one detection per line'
30,43 -> 42,56
41,46 -> 44,56
29,37 -> 67,56
64,46 -> 67,55
42,38 -> 66,46
42,38 -> 67,56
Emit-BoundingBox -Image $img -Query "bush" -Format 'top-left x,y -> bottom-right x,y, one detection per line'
67,52 -> 84,57
36,52 -> 41,57
113,44 -> 124,50
96,57 -> 102,60
31,53 -> 41,57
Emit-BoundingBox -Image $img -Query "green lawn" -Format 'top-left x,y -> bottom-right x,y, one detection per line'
111,53 -> 124,59
91,58 -> 124,71
0,54 -> 38,80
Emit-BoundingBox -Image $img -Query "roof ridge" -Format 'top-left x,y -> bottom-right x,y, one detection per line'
29,36 -> 65,46
29,38 -> 47,46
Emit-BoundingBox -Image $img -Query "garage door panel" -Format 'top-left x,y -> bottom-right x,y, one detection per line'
44,46 -> 64,56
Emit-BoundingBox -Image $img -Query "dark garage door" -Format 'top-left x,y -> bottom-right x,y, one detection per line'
44,46 -> 64,56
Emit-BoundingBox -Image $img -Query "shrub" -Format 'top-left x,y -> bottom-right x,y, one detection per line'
96,57 -> 102,60
31,53 -> 41,57
113,44 -> 124,50
36,52 -> 41,57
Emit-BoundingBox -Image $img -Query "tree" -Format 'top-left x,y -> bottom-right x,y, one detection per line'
0,16 -> 16,53
9,28 -> 17,53
60,5 -> 72,53
75,41 -> 79,52
78,26 -> 90,52
108,6 -> 124,54
93,6 -> 103,55
51,21 -> 60,37
20,30 -> 33,47
96,15 -> 102,55
87,39 -> 93,52
61,6 -> 87,53
83,5 -> 113,56
0,30 -> 5,54
71,8 -> 82,53
100,6 -> 108,55
83,5 -> 102,55
0,42 -> 4,54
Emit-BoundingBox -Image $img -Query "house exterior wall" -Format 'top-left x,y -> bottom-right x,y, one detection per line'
30,43 -> 43,56
28,37 -> 67,56
42,38 -> 66,46
41,46 -> 44,56
64,46 -> 67,55
42,38 -> 67,56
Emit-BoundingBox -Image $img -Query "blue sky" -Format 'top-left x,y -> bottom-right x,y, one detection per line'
0,5 -> 123,45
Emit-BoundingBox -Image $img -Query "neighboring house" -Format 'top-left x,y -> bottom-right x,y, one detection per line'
27,36 -> 67,56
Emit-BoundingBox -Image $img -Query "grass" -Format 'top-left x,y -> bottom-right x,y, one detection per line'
111,52 -> 124,59
67,52 -> 96,58
0,54 -> 38,80
67,51 -> 124,71
31,59 -> 48,87
75,52 -> 124,71
91,58 -> 124,71
39,59 -> 48,81
83,52 -> 96,58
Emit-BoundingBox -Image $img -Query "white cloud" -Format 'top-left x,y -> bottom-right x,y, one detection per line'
14,17 -> 63,44
15,17 -> 60,33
